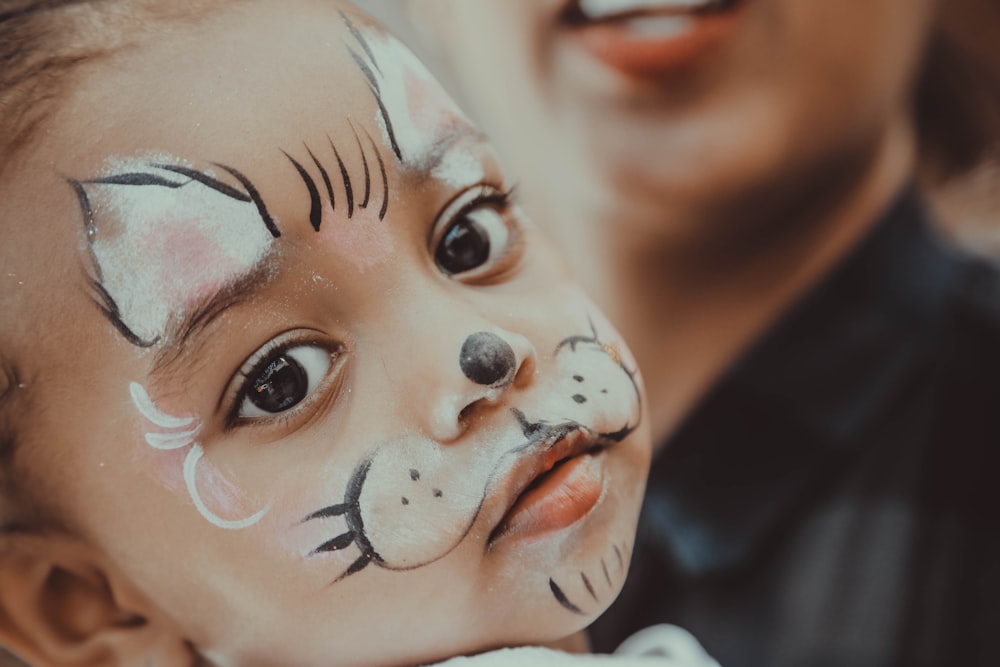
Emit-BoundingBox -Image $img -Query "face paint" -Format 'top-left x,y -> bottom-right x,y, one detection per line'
130,382 -> 270,530
431,148 -> 487,190
296,314 -> 641,586
71,158 -> 280,346
342,15 -> 471,170
281,126 -> 394,270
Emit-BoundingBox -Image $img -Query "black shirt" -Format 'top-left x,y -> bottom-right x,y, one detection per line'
590,187 -> 1000,666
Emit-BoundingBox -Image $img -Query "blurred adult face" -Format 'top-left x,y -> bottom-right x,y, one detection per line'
414,0 -> 938,236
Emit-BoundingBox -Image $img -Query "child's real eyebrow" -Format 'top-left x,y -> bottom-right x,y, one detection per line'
151,264 -> 272,375
420,125 -> 491,176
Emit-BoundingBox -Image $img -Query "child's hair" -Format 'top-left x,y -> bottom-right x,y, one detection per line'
0,0 -> 231,537
0,0 -> 231,175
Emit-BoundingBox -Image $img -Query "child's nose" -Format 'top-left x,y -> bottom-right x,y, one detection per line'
460,331 -> 517,388
428,328 -> 536,442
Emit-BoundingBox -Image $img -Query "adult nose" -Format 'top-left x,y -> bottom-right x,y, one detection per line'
428,328 -> 536,442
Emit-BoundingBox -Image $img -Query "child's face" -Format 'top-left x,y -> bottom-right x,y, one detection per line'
1,1 -> 650,665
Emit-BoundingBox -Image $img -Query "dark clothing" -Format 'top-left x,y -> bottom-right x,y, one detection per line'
591,187 -> 1000,666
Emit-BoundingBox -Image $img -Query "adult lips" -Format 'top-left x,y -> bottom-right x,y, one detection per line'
560,0 -> 745,77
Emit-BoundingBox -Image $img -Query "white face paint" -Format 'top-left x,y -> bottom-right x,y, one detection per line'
353,25 -> 472,170
431,148 -> 487,190
130,382 -> 270,530
81,159 -> 278,345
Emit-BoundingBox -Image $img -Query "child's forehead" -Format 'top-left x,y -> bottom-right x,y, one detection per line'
2,0 -> 479,362
59,4 -> 395,167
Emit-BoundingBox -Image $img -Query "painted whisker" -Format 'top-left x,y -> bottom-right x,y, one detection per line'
350,122 -> 371,210
364,129 -> 390,220
549,578 -> 586,615
307,145 -> 337,216
581,572 -> 599,601
283,150 -> 323,232
329,135 -> 354,217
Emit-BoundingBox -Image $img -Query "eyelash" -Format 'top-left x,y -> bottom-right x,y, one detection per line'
431,182 -> 523,280
218,184 -> 517,430
223,332 -> 343,430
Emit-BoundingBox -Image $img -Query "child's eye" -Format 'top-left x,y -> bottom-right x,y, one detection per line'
435,207 -> 509,275
236,342 -> 335,420
432,184 -> 520,280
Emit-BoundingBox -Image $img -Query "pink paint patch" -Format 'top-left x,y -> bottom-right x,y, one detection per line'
138,441 -> 188,493
191,455 -> 259,522
405,68 -> 465,148
138,216 -> 242,310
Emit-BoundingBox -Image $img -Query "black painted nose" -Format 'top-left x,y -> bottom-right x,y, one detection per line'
460,331 -> 517,387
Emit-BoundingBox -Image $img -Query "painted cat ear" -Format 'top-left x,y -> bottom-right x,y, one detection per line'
76,163 -> 278,346
0,533 -> 197,667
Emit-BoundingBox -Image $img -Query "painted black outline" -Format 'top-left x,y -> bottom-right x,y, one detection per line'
68,162 -> 280,348
300,319 -> 644,587
152,164 -> 252,202
210,163 -> 281,238
349,47 -> 380,96
340,9 -> 383,77
555,317 -> 642,443
339,10 -> 402,161
85,172 -> 184,188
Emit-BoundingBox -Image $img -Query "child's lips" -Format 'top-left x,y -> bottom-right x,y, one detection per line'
488,430 -> 607,545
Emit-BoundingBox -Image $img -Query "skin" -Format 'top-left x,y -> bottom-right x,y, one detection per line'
403,0 -> 939,442
0,2 -> 650,666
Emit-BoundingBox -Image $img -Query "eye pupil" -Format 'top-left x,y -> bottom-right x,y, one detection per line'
249,355 -> 308,413
436,218 -> 490,275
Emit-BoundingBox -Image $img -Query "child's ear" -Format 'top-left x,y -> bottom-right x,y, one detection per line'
0,532 -> 197,666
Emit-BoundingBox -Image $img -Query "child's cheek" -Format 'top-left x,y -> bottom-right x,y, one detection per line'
129,382 -> 270,530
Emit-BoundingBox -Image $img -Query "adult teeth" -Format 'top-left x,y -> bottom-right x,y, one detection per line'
578,0 -> 713,20
623,14 -> 695,37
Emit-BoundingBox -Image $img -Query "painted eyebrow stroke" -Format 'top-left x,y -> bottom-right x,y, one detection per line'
283,129 -> 389,231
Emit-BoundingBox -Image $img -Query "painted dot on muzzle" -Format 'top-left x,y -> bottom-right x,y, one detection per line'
460,331 -> 516,387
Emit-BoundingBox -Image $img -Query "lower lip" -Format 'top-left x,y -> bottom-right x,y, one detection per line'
566,5 -> 745,77
492,453 -> 605,544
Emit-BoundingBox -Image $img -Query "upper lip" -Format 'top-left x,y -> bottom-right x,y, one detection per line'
486,426 -> 605,544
